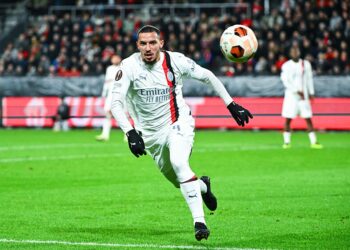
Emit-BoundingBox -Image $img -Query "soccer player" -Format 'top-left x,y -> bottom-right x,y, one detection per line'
111,25 -> 253,241
96,54 -> 122,141
281,46 -> 323,149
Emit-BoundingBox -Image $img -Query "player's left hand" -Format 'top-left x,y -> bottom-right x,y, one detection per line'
227,102 -> 253,127
126,129 -> 147,158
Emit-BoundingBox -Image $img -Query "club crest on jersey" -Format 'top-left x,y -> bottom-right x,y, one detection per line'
167,71 -> 174,82
115,70 -> 123,81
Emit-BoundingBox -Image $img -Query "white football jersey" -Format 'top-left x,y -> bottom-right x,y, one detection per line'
111,51 -> 232,136
281,59 -> 314,100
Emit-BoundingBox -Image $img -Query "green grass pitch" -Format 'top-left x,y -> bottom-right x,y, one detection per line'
0,129 -> 349,250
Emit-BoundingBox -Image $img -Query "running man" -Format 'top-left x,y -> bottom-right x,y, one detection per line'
111,25 -> 253,240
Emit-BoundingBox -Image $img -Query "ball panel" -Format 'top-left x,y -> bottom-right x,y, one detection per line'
230,46 -> 244,58
234,27 -> 247,37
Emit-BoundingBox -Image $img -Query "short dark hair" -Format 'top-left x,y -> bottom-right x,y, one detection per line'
137,25 -> 160,38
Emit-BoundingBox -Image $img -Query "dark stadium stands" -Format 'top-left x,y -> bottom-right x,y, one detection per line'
0,0 -> 349,77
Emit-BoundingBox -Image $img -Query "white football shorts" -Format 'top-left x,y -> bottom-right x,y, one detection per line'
143,116 -> 195,187
282,95 -> 312,119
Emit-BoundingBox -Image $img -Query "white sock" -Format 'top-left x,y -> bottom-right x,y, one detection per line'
199,179 -> 207,194
283,131 -> 291,144
101,115 -> 111,138
180,180 -> 205,224
308,132 -> 317,144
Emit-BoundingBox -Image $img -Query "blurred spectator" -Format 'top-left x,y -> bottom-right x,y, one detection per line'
81,63 -> 93,76
255,56 -> 268,74
0,61 -> 5,76
220,63 -> 235,76
48,65 -> 56,77
275,55 -> 288,72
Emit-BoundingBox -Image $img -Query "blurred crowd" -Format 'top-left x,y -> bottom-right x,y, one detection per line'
0,0 -> 349,77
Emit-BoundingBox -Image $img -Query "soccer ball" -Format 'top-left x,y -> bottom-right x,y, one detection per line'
220,24 -> 258,63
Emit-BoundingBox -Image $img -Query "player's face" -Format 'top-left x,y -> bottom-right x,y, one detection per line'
137,32 -> 164,64
290,48 -> 300,61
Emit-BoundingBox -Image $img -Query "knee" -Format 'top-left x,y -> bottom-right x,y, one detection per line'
170,154 -> 188,173
169,155 -> 194,183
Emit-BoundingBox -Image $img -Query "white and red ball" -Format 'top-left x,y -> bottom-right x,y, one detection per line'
220,24 -> 258,63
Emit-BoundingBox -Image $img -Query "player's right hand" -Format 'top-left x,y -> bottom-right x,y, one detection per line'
126,129 -> 147,158
227,101 -> 253,127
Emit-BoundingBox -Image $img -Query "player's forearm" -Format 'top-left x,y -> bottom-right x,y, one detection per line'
201,69 -> 232,105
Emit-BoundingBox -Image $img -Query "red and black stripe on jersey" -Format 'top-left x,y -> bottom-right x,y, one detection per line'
162,51 -> 179,123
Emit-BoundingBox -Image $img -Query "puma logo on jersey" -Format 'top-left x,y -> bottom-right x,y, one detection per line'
138,72 -> 147,80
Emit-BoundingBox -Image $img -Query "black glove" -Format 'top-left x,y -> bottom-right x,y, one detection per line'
126,129 -> 147,158
227,102 -> 253,127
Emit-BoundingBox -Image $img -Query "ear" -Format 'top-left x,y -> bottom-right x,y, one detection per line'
159,39 -> 164,49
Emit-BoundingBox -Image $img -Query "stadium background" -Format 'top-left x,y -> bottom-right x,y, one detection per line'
0,0 -> 349,130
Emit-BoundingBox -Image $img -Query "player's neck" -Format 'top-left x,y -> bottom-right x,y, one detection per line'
142,52 -> 163,68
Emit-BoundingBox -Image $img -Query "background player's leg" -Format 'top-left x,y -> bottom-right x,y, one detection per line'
306,118 -> 323,148
283,118 -> 292,148
101,112 -> 112,139
305,118 -> 314,133
96,112 -> 111,141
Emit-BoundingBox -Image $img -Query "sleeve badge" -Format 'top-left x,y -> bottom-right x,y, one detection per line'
115,70 -> 123,81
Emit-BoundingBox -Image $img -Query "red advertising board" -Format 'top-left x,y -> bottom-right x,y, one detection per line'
188,97 -> 350,130
3,97 -> 61,127
2,97 -> 350,130
65,97 -> 118,128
